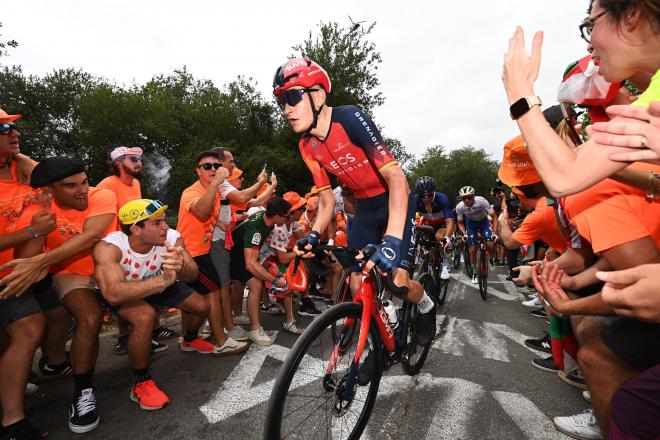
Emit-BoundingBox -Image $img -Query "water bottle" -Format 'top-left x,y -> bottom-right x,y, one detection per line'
382,300 -> 399,330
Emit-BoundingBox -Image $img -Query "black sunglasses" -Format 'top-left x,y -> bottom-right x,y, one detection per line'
199,163 -> 221,171
275,88 -> 319,110
0,123 -> 18,135
125,156 -> 142,163
421,192 -> 434,199
579,10 -> 608,43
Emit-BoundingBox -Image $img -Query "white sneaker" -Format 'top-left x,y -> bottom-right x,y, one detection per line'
522,296 -> 543,309
282,320 -> 304,335
212,337 -> 249,357
227,326 -> 250,341
234,313 -> 251,325
441,265 -> 451,280
553,409 -> 603,440
471,276 -> 478,284
582,391 -> 592,403
25,381 -> 39,397
200,320 -> 212,336
248,327 -> 273,346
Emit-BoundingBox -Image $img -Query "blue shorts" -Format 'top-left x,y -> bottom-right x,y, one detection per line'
465,218 -> 492,245
347,192 -> 417,273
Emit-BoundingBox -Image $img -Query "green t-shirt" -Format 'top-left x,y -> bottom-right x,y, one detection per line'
232,211 -> 271,257
633,69 -> 660,108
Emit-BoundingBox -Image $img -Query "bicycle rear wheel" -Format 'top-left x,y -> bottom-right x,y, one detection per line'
264,302 -> 384,440
402,273 -> 435,375
477,249 -> 488,301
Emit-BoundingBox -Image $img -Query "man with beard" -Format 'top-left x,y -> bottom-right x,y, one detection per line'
97,146 -> 177,353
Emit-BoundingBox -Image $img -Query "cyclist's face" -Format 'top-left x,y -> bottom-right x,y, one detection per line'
282,87 -> 323,134
462,195 -> 475,207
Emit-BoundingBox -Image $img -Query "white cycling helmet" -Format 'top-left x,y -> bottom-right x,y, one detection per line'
458,186 -> 475,197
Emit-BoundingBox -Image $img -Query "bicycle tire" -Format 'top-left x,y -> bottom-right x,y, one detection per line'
402,273 -> 435,375
464,246 -> 473,279
436,277 -> 449,305
477,248 -> 488,301
264,302 -> 384,440
453,248 -> 461,270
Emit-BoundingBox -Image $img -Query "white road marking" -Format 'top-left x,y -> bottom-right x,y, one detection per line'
492,391 -> 571,439
451,275 -> 523,301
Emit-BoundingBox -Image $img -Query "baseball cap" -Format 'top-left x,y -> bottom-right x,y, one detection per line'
497,135 -> 542,187
111,146 -> 143,161
0,108 -> 21,123
283,191 -> 306,212
118,199 -> 168,225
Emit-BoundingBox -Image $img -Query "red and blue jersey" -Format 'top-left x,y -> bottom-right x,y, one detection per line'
299,105 -> 397,199
414,192 -> 453,228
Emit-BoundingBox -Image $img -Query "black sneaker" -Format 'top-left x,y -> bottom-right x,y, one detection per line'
524,333 -> 552,354
532,356 -> 559,373
69,388 -> 99,434
414,305 -> 436,346
151,340 -> 168,353
1,419 -> 44,440
530,309 -> 548,318
357,350 -> 376,386
152,326 -> 179,341
114,335 -> 128,356
39,360 -> 73,381
298,299 -> 322,317
558,368 -> 588,390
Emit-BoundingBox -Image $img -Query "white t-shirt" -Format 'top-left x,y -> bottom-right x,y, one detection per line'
103,229 -> 181,290
456,196 -> 491,222
333,186 -> 344,214
212,180 -> 237,242
246,205 -> 265,217
259,222 -> 301,263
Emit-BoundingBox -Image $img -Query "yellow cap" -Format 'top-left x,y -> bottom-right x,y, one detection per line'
118,199 -> 168,225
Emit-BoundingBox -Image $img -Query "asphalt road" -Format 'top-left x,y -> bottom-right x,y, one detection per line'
26,265 -> 586,439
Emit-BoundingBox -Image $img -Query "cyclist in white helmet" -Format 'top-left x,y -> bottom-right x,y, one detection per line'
455,186 -> 498,284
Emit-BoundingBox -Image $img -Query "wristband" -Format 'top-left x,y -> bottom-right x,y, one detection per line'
26,226 -> 38,238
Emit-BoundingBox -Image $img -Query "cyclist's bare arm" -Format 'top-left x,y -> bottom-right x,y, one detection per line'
380,164 -> 408,240
311,188 -> 336,236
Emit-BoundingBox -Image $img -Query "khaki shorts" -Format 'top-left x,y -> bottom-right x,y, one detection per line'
51,274 -> 96,300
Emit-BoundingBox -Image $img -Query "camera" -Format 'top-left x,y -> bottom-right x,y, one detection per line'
491,178 -> 505,196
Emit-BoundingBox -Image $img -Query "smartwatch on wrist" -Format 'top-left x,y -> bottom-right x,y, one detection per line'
510,96 -> 542,120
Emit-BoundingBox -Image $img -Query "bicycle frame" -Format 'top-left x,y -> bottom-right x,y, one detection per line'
325,269 -> 396,396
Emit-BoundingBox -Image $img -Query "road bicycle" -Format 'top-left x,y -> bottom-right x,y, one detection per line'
414,225 -> 448,305
474,231 -> 491,301
452,236 -> 462,270
264,245 -> 436,440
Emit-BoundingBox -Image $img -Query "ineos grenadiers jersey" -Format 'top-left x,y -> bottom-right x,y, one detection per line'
456,196 -> 491,222
299,105 -> 397,199
414,192 -> 452,227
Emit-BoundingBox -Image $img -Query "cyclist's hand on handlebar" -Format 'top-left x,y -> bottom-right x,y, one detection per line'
358,235 -> 402,274
294,231 -> 321,258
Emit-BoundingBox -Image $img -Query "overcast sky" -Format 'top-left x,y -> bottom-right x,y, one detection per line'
4,1 -> 589,161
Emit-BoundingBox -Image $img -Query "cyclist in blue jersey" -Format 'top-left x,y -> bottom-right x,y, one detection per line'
412,176 -> 455,280
272,57 -> 436,345
455,186 -> 498,284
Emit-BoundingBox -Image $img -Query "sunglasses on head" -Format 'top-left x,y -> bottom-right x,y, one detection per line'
199,163 -> 221,171
134,200 -> 166,224
275,88 -> 319,110
0,123 -> 18,135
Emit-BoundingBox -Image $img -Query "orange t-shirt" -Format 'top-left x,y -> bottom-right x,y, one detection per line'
513,199 -> 567,253
0,162 -> 42,277
562,163 -> 660,254
15,187 -> 117,276
96,175 -> 141,211
176,181 -> 220,257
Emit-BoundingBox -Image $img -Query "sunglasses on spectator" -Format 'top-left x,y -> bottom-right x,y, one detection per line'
199,163 -> 221,171
275,88 -> 320,110
579,10 -> 608,43
0,123 -> 18,135
125,156 -> 142,163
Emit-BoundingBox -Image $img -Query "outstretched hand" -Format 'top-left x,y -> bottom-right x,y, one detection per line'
532,263 -> 570,313
597,264 -> 660,322
502,26 -> 544,104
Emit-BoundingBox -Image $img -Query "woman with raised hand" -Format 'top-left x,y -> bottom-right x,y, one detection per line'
502,0 -> 660,197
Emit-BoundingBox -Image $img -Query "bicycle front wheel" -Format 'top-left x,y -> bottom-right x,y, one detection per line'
477,249 -> 488,301
402,273 -> 435,375
264,302 -> 384,440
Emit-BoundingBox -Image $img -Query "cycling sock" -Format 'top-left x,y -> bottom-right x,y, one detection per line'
184,331 -> 198,343
417,292 -> 434,314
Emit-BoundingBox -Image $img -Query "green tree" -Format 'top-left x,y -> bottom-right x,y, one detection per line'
0,23 -> 18,59
409,145 -> 500,203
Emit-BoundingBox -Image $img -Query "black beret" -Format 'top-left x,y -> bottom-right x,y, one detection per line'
30,157 -> 86,188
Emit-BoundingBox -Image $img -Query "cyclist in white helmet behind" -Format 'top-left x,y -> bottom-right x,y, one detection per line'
455,186 -> 498,284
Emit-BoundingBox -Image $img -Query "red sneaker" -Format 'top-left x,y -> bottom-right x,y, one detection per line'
180,337 -> 214,354
130,379 -> 170,410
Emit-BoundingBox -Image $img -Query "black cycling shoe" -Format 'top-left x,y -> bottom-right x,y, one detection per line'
357,350 -> 376,386
414,306 -> 436,346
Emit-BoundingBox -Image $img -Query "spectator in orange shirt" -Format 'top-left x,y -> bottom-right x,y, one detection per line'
0,109 -> 55,439
96,146 -> 143,212
2,157 -> 117,434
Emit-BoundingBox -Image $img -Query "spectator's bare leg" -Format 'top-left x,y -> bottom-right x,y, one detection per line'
62,289 -> 102,374
246,277 -> 263,331
42,305 -> 71,365
205,291 -> 228,345
118,302 -> 155,371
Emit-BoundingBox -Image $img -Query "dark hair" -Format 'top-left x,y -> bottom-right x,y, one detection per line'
265,196 -> 292,217
108,158 -> 122,177
120,219 -> 146,237
196,150 -> 220,165
211,147 -> 231,162
597,0 -> 660,32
